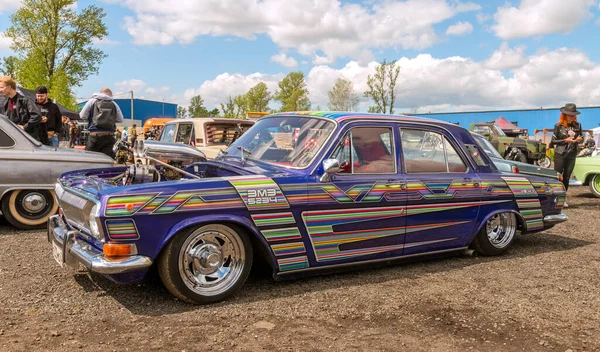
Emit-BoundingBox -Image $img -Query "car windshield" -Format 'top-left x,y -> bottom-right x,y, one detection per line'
493,125 -> 507,136
225,116 -> 336,168
160,124 -> 176,143
473,133 -> 502,158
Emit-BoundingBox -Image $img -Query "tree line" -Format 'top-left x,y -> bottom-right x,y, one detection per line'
0,0 -> 402,117
181,60 -> 401,118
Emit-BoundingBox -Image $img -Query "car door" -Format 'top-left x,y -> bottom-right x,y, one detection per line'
304,123 -> 407,266
399,125 -> 482,255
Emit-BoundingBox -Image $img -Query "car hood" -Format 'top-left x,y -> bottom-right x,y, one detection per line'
35,145 -> 115,165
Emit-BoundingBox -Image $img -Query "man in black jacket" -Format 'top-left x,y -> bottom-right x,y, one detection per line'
35,86 -> 62,147
0,76 -> 42,140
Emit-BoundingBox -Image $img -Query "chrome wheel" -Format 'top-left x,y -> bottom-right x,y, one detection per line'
535,156 -> 551,168
178,228 -> 246,297
485,213 -> 517,249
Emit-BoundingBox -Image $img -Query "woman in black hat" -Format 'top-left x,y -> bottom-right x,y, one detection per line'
551,103 -> 582,207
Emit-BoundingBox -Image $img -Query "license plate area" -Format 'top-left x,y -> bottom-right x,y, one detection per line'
52,241 -> 64,268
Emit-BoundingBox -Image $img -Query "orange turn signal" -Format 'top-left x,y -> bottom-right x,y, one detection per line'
103,243 -> 136,257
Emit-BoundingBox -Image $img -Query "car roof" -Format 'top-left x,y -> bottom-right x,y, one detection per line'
271,111 -> 459,128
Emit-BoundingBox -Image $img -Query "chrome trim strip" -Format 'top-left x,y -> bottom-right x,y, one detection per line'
543,213 -> 568,225
48,215 -> 152,275
276,246 -> 469,275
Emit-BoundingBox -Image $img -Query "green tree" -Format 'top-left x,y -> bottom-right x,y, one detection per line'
327,77 -> 359,111
363,59 -> 400,114
0,56 -> 20,77
246,82 -> 271,112
208,108 -> 220,117
233,94 -> 247,118
4,0 -> 108,108
177,106 -> 187,118
273,72 -> 310,112
188,95 -> 210,117
220,96 -> 236,117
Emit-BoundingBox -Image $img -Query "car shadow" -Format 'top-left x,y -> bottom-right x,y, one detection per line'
76,231 -> 594,316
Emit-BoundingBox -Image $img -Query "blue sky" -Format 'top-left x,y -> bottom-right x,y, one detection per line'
1,0 -> 600,113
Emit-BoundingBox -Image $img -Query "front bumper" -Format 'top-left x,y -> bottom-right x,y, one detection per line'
543,213 -> 568,226
47,215 -> 152,275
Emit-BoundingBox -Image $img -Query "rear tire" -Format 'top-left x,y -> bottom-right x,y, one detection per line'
589,174 -> 600,198
158,224 -> 253,304
535,156 -> 551,168
473,212 -> 517,256
1,189 -> 58,230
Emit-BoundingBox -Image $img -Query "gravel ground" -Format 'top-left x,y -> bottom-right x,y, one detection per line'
0,186 -> 598,352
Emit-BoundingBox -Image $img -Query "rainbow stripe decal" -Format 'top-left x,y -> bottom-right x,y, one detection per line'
302,200 -> 509,262
502,177 -> 537,197
105,194 -> 157,216
105,219 -> 139,240
251,212 -> 296,227
516,199 -> 544,231
271,242 -> 306,256
227,176 -> 290,210
261,227 -> 303,242
277,256 -> 309,271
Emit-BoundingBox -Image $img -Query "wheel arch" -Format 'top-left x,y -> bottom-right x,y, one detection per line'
474,208 -> 526,237
584,172 -> 597,186
0,185 -> 55,202
157,214 -> 277,271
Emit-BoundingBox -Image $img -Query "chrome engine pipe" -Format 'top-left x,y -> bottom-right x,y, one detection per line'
135,140 -> 207,163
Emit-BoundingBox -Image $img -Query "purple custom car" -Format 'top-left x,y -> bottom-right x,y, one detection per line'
48,112 -> 568,304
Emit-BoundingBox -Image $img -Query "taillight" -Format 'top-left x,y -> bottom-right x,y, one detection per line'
557,173 -> 563,182
511,166 -> 519,174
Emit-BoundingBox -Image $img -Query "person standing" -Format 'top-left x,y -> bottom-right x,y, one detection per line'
35,86 -> 62,147
551,103 -> 583,208
68,121 -> 79,148
0,76 -> 42,140
79,88 -> 124,157
130,123 -> 138,145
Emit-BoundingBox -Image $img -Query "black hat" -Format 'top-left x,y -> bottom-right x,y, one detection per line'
35,86 -> 48,94
560,103 -> 580,116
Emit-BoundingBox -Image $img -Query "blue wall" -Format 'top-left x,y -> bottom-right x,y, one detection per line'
78,98 -> 177,124
413,106 -> 600,134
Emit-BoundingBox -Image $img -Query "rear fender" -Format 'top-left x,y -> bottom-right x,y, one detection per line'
159,214 -> 277,270
471,208 -> 526,242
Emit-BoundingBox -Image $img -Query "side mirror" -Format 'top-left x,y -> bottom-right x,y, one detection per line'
320,159 -> 341,183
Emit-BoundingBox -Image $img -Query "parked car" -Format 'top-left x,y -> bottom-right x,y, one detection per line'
471,133 -> 558,179
571,155 -> 600,197
159,118 -> 255,158
48,112 -> 568,304
0,116 -> 115,229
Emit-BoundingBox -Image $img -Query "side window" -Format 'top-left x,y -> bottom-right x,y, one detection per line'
332,127 -> 395,174
175,124 -> 194,144
0,128 -> 15,147
401,129 -> 466,173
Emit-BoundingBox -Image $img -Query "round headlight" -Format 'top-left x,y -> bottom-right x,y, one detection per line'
89,205 -> 101,239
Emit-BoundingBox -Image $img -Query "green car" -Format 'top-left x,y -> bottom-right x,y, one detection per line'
472,133 -> 557,179
571,156 -> 600,197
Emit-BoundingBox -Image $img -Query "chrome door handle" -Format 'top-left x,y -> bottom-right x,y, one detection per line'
386,180 -> 406,190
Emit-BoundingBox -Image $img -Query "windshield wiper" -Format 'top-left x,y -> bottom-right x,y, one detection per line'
237,146 -> 252,165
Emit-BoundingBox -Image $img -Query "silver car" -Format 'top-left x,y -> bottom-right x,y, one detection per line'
0,116 -> 114,229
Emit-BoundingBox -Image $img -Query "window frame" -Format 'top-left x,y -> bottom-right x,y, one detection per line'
399,126 -> 470,174
331,124 -> 398,175
0,127 -> 16,148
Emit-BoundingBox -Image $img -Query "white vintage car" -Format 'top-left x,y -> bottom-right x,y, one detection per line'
0,116 -> 114,229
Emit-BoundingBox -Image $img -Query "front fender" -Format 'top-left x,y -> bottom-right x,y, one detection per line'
159,214 -> 277,270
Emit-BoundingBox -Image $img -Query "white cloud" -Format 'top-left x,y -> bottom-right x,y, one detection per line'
445,21 -> 473,36
0,0 -> 21,13
113,79 -> 175,103
483,42 -> 528,70
270,52 -> 298,68
476,13 -> 491,24
92,37 -> 120,45
182,72 -> 285,109
113,0 -> 481,62
0,34 -> 12,50
492,0 -> 596,39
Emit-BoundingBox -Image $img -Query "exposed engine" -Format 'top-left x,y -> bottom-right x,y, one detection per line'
119,140 -> 207,185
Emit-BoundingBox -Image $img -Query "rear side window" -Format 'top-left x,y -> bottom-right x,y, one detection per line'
401,129 -> 467,173
0,128 -> 15,148
175,123 -> 194,145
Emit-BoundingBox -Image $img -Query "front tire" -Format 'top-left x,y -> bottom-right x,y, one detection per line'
472,212 -> 517,256
589,174 -> 600,198
158,224 -> 253,304
1,190 -> 58,230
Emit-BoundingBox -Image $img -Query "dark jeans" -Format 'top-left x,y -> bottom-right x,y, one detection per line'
86,134 -> 116,159
554,152 -> 577,191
